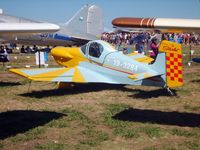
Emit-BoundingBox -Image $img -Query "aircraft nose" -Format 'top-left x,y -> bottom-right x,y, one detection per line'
51,47 -> 73,59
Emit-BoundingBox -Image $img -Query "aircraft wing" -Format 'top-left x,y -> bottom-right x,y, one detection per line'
9,62 -> 160,84
112,17 -> 200,33
9,67 -> 84,82
0,22 -> 60,33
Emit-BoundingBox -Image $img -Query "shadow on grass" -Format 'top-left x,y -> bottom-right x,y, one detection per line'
20,83 -> 131,98
0,81 -> 21,87
19,83 -> 173,99
128,88 -> 178,99
191,79 -> 200,83
0,110 -> 65,140
113,108 -> 200,127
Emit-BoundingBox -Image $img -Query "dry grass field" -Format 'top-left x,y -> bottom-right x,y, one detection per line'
0,45 -> 200,150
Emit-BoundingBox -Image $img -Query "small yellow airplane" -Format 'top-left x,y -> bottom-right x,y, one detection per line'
10,39 -> 183,93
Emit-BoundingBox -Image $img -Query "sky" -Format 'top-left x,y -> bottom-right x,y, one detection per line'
0,0 -> 200,29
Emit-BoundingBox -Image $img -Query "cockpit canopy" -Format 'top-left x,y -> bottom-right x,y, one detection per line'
81,40 -> 117,58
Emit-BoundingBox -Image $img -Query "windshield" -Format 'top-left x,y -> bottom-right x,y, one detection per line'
89,42 -> 104,58
80,44 -> 87,54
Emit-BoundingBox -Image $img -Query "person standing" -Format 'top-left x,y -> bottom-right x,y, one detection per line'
0,45 -> 9,64
150,38 -> 159,61
135,33 -> 145,54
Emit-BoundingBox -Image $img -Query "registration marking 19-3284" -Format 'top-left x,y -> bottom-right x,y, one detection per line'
113,59 -> 138,72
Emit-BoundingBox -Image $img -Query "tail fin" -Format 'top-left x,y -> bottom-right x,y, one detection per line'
64,5 -> 103,39
159,40 -> 183,88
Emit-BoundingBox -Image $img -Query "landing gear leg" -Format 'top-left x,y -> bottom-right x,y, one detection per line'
164,85 -> 176,96
166,87 -> 175,96
28,80 -> 32,92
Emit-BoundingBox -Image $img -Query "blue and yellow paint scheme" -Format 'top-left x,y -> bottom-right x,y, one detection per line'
9,40 -> 183,89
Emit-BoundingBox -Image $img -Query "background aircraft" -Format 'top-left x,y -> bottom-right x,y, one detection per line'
0,5 -> 103,46
0,23 -> 59,34
0,16 -> 59,62
112,17 -> 200,33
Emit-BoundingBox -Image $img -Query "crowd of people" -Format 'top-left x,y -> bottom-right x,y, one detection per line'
0,31 -> 199,63
0,43 -> 52,64
101,32 -> 200,46
101,31 -> 200,59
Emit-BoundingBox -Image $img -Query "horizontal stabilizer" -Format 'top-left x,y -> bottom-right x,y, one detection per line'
128,72 -> 158,81
127,52 -> 154,64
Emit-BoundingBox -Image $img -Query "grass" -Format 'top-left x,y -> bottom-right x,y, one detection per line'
184,105 -> 200,112
102,104 -> 138,139
0,45 -> 200,149
103,104 -> 164,139
139,126 -> 163,138
47,108 -> 96,132
60,108 -> 95,128
171,128 -> 197,138
47,119 -> 69,128
180,141 -> 199,150
143,147 -> 157,150
80,128 -> 109,147
102,103 -> 131,128
0,142 -> 3,149
10,127 -> 45,144
113,127 -> 139,138
34,142 -> 68,150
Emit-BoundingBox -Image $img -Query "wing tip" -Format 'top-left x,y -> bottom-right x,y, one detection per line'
9,69 -> 29,78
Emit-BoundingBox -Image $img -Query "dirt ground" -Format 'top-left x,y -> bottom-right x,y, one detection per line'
0,50 -> 200,150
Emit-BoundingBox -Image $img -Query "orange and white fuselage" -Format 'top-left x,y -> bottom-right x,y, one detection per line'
112,17 -> 200,32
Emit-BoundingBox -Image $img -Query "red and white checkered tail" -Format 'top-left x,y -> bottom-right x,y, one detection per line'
159,40 -> 183,88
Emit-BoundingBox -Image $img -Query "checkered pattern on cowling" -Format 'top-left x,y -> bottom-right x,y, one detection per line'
166,52 -> 183,83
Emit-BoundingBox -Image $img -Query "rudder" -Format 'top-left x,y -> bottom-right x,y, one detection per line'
159,40 -> 183,88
